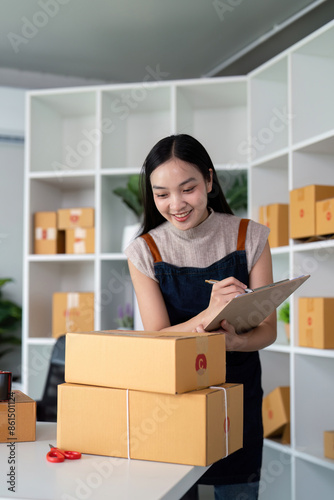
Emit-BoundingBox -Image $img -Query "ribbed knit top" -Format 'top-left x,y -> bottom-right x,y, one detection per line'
124,211 -> 270,282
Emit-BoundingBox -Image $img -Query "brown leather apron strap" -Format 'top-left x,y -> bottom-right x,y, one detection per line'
237,218 -> 250,251
140,233 -> 162,263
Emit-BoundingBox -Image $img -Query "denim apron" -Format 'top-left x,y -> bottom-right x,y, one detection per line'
141,219 -> 263,485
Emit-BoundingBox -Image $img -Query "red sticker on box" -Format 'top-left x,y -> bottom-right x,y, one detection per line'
195,354 -> 207,375
326,211 -> 332,221
268,409 -> 273,419
307,316 -> 312,326
300,209 -> 304,218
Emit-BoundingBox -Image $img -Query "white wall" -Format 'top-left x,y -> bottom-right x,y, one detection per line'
0,86 -> 25,379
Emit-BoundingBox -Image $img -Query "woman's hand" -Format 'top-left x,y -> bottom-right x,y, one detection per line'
195,320 -> 245,351
206,276 -> 248,315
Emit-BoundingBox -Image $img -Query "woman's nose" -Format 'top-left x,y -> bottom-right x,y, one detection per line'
170,193 -> 186,210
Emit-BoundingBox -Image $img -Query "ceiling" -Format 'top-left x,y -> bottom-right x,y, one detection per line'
1,0 -> 333,89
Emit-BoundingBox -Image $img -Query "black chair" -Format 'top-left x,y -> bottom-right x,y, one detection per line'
36,335 -> 66,422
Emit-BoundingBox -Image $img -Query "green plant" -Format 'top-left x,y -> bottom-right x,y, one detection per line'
0,278 -> 22,360
113,174 -> 143,219
278,301 -> 290,324
225,172 -> 248,212
116,303 -> 134,329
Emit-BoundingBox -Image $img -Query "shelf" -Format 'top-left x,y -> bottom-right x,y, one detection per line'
175,79 -> 247,165
295,449 -> 334,472
100,85 -> 172,169
28,254 -> 95,262
249,56 -> 289,161
29,90 -> 98,173
291,24 -> 334,145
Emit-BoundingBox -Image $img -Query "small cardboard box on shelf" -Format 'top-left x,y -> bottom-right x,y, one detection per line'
316,198 -> 334,236
57,382 -> 243,466
57,207 -> 94,229
52,292 -> 95,339
298,297 -> 334,349
65,227 -> 95,254
0,391 -> 36,442
259,203 -> 289,248
324,431 -> 334,459
34,211 -> 65,254
289,185 -> 334,240
262,386 -> 290,444
65,330 -> 226,395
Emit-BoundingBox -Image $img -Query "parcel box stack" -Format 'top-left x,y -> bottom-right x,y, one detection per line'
52,292 -> 95,338
262,386 -> 290,444
289,185 -> 334,240
57,330 -> 244,466
34,207 -> 95,254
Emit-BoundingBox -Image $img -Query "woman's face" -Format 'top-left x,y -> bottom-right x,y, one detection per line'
150,158 -> 213,231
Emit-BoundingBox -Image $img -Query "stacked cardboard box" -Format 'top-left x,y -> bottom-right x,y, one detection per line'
262,386 -> 290,444
57,330 -> 244,466
289,185 -> 334,240
52,292 -> 94,338
316,198 -> 334,236
58,207 -> 95,254
34,212 -> 65,254
33,208 -> 95,254
259,204 -> 289,248
324,431 -> 334,459
298,297 -> 334,349
0,391 -> 36,442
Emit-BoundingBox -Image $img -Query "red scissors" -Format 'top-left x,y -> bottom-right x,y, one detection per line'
46,444 -> 81,463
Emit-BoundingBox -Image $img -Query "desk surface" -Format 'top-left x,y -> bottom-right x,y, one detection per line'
0,423 -> 209,500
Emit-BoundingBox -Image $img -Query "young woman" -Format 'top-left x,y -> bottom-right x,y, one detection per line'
124,134 -> 277,500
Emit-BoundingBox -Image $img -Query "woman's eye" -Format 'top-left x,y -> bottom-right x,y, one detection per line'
156,193 -> 167,198
184,187 -> 195,193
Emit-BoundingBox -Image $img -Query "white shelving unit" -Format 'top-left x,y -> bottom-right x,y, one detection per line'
249,21 -> 334,500
22,20 -> 334,499
22,76 -> 248,400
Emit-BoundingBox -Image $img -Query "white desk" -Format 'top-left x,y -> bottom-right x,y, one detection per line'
0,423 -> 209,500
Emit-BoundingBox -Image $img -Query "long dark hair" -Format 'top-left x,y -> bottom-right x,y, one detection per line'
139,134 -> 233,235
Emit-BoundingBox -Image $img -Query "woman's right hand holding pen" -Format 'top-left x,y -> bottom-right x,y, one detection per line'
205,276 -> 248,317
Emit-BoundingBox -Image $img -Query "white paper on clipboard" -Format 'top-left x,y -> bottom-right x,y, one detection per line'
204,274 -> 310,333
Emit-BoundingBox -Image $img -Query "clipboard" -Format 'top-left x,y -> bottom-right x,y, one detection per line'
204,274 -> 310,333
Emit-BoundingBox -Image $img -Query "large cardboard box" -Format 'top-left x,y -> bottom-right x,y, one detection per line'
34,212 -> 65,254
57,382 -> 243,466
0,391 -> 36,442
289,185 -> 334,239
52,292 -> 95,338
324,431 -> 334,459
298,297 -> 334,349
262,386 -> 290,444
65,227 -> 95,254
316,198 -> 334,236
259,204 -> 289,248
65,330 -> 226,394
57,207 -> 94,229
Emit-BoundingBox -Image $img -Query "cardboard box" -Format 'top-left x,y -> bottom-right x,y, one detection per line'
52,292 -> 95,338
259,204 -> 289,248
34,212 -> 65,254
57,207 -> 94,229
324,431 -> 334,459
298,297 -> 334,349
316,198 -> 334,236
0,391 -> 36,442
65,227 -> 95,254
262,386 -> 290,444
65,330 -> 226,394
289,185 -> 334,239
57,382 -> 243,466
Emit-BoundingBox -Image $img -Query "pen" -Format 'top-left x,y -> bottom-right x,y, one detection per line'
205,279 -> 253,293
